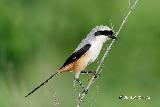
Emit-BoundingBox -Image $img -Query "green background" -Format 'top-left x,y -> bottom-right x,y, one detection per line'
0,0 -> 159,107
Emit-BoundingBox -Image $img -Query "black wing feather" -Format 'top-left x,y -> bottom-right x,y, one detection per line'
59,44 -> 91,69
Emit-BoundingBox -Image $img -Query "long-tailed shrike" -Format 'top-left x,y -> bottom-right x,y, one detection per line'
25,25 -> 116,97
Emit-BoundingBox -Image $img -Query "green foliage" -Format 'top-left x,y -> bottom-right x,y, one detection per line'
0,0 -> 160,107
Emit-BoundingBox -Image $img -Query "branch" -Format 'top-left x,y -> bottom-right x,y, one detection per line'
77,0 -> 140,106
53,93 -> 59,107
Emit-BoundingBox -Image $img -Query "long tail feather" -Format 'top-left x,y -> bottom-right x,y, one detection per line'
25,72 -> 60,97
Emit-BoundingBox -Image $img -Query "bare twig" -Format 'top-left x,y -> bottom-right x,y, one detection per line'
77,0 -> 140,106
89,85 -> 99,107
53,93 -> 59,107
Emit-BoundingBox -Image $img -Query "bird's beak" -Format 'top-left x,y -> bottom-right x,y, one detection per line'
108,32 -> 117,39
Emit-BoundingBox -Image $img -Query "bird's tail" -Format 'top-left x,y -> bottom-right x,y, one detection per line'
25,71 -> 60,97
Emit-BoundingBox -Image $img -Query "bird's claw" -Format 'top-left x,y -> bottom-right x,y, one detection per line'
82,89 -> 88,94
94,72 -> 100,78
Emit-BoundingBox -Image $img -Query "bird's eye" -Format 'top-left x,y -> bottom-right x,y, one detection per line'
105,30 -> 114,35
95,30 -> 114,36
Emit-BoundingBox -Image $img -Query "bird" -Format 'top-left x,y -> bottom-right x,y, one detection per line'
25,25 -> 116,97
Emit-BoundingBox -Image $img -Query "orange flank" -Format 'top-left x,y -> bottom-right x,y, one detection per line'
58,52 -> 90,73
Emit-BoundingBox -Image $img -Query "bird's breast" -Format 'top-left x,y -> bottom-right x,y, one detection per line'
87,40 -> 103,64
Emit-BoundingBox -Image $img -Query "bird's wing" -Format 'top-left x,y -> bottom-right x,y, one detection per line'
74,37 -> 93,52
59,44 -> 91,69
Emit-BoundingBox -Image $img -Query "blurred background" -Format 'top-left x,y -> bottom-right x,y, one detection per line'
0,0 -> 160,107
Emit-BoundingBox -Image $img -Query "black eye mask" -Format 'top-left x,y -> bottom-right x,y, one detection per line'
95,30 -> 116,39
95,30 -> 114,36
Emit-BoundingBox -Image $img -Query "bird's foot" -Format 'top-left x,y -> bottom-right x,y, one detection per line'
82,89 -> 88,94
93,72 -> 100,79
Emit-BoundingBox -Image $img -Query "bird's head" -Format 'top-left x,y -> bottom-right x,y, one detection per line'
93,25 -> 116,39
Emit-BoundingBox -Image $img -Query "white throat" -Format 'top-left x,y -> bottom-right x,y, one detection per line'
87,36 -> 108,64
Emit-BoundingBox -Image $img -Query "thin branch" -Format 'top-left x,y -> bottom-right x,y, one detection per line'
53,93 -> 59,107
77,0 -> 140,106
89,85 -> 99,107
